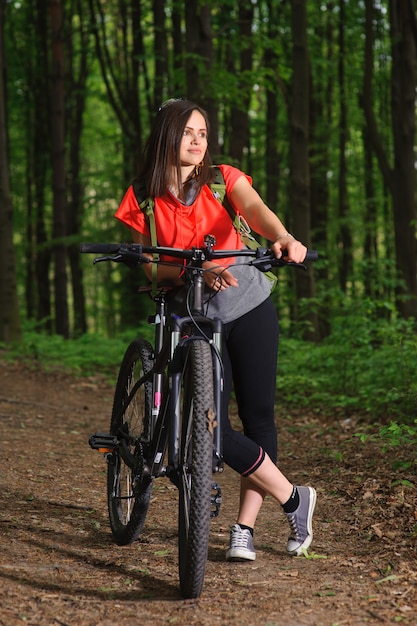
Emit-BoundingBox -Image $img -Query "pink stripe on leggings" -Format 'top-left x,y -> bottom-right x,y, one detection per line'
242,448 -> 265,477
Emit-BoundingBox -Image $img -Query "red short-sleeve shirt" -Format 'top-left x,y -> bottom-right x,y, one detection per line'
114,164 -> 251,266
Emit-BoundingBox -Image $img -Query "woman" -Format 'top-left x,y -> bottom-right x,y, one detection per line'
115,98 -> 316,561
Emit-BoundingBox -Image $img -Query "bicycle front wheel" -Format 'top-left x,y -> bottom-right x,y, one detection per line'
178,340 -> 215,599
108,338 -> 154,545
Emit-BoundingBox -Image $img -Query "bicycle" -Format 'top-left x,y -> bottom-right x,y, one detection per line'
80,236 -> 317,598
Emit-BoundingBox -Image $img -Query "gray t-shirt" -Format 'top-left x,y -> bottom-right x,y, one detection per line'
203,252 -> 272,323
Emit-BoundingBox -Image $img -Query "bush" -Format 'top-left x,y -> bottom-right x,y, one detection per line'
277,300 -> 417,423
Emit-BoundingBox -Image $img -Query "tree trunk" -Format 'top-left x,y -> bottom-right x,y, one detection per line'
66,0 -> 89,336
309,1 -> 334,338
49,0 -> 69,337
362,0 -> 417,318
184,1 -> 219,156
264,0 -> 283,212
171,2 -> 184,94
362,127 -> 379,297
289,0 -> 318,341
389,0 -> 417,318
337,0 -> 352,293
153,0 -> 168,108
362,1 -> 379,300
0,0 -> 21,344
229,2 -> 254,165
27,0 -> 52,330
310,1 -> 332,247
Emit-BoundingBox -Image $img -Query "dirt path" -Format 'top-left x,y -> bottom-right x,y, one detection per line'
0,356 -> 416,625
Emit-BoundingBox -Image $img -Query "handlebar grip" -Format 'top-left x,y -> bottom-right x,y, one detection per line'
303,249 -> 318,262
79,243 -> 121,254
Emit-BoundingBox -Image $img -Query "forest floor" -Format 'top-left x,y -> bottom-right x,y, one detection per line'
0,354 -> 416,626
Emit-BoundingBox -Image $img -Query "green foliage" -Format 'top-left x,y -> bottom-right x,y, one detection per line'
357,420 -> 417,454
3,320 -> 153,379
277,297 -> 417,424
378,420 -> 417,448
355,419 -> 417,472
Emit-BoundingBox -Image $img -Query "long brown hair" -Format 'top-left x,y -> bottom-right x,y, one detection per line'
138,99 -> 215,201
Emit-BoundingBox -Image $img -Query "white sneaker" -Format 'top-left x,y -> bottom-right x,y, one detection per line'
285,486 -> 317,556
226,524 -> 256,561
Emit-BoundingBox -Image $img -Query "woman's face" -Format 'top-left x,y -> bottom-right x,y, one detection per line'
179,110 -> 208,167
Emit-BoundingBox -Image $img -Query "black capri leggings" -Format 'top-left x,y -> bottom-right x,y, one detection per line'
220,297 -> 279,476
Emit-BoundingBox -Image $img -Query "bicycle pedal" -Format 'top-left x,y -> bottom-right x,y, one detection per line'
210,482 -> 222,518
89,433 -> 118,453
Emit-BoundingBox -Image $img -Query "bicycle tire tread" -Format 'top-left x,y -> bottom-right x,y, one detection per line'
178,341 -> 215,598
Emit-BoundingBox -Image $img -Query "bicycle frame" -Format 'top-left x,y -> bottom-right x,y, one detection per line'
87,239 -> 317,476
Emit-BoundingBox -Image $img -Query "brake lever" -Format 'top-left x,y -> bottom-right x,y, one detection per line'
278,258 -> 307,271
93,254 -> 123,264
93,252 -> 151,266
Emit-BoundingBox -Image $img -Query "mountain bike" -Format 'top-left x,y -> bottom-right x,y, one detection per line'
80,236 -> 317,598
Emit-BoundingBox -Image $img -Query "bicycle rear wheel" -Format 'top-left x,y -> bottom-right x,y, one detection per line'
178,340 -> 215,599
108,338 -> 154,545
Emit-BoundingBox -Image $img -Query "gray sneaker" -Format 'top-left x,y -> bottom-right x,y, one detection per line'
285,486 -> 316,556
226,524 -> 256,561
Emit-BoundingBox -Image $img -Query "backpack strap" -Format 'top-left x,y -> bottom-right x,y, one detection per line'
132,179 -> 159,293
210,166 -> 259,250
210,166 -> 277,292
209,166 -> 233,219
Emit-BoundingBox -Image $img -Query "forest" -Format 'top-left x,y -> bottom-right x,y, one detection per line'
0,0 -> 416,428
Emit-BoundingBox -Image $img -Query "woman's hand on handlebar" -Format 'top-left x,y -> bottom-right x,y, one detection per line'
271,236 -> 307,263
202,261 -> 239,292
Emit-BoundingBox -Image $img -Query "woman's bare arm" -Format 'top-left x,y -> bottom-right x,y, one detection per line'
131,230 -> 184,285
229,176 -> 307,262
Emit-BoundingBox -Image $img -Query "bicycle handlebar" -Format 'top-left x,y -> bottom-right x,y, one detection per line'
79,241 -> 318,270
80,243 -> 122,254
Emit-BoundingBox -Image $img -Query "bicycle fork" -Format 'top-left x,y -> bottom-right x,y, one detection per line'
167,317 -> 224,517
169,315 -> 224,468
